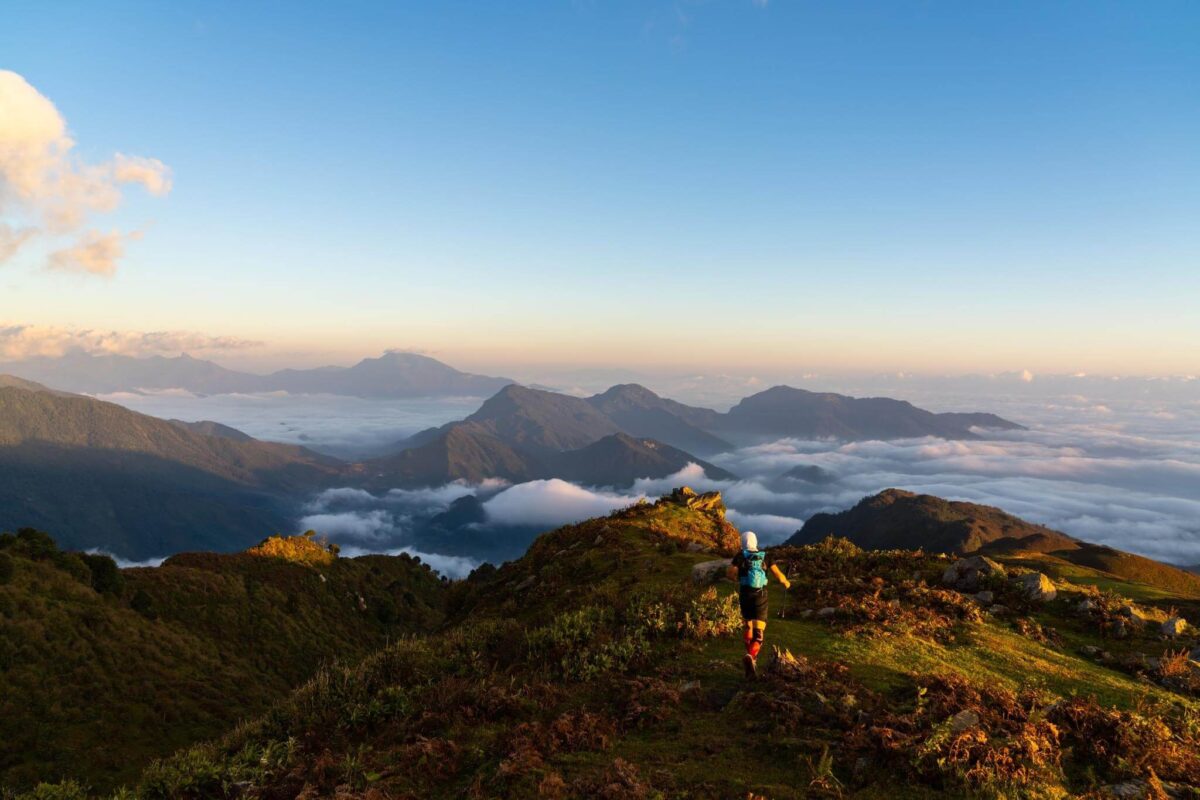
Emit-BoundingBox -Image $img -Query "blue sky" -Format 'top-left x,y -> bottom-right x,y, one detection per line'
2,1 -> 1198,374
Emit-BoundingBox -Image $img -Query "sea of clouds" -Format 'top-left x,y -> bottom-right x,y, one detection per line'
92,389 -> 483,458
96,380 -> 1200,575
291,393 -> 1200,574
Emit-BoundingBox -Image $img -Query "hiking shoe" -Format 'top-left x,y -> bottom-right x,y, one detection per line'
743,653 -> 757,680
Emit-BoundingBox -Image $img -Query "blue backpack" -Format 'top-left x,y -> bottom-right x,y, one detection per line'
740,549 -> 767,589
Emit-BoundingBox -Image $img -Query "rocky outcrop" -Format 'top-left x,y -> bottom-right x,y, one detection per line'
1014,572 -> 1057,602
664,486 -> 726,518
1162,617 -> 1189,637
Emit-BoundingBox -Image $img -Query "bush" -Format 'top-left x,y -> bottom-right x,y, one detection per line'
0,552 -> 13,585
16,528 -> 57,560
526,606 -> 649,680
130,588 -> 157,620
53,553 -> 92,585
11,781 -> 89,800
80,553 -> 125,595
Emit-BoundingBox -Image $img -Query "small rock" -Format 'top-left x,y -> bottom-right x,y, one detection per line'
974,590 -> 995,604
988,604 -> 1010,616
1190,646 -> 1200,661
691,559 -> 732,585
593,534 -> 604,546
678,680 -> 701,693
1014,572 -> 1057,602
815,607 -> 838,619
1111,619 -> 1129,639
799,609 -> 814,619
1079,645 -> 1102,658
1075,598 -> 1098,613
1119,605 -> 1147,625
514,575 -> 536,592
948,709 -> 980,733
1146,657 -> 1161,671
1162,616 -> 1189,637
685,541 -> 706,553
942,555 -> 1006,591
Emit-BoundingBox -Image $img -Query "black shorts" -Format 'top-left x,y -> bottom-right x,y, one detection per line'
739,586 -> 768,622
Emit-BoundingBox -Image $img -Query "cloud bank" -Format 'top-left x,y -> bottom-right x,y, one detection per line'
297,393 -> 1200,570
0,323 -> 261,360
0,70 -> 171,275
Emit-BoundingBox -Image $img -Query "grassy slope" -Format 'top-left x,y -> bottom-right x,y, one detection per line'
0,536 -> 446,793
16,496 -> 1200,799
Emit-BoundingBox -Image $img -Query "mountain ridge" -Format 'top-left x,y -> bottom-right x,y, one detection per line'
0,351 -> 513,399
37,488 -> 1198,799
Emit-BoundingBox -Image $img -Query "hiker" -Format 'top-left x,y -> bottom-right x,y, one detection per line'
728,531 -> 791,679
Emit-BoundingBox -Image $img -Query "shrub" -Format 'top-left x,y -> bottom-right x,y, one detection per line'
246,533 -> 337,566
526,606 -> 649,680
0,552 -> 13,585
136,748 -> 237,799
11,781 -> 89,800
79,552 -> 125,595
53,552 -> 93,585
15,528 -> 57,560
130,588 -> 157,620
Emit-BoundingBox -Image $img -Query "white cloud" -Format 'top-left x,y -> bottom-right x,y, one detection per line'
337,544 -> 479,579
47,229 -> 137,276
85,548 -> 166,569
0,323 -> 261,360
481,479 -> 642,528
298,510 -> 395,542
0,70 -> 171,274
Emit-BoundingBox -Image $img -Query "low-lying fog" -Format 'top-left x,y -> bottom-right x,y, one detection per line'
94,390 -> 483,458
97,379 -> 1200,578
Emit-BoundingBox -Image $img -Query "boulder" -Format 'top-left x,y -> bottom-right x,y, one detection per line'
1111,619 -> 1129,639
1014,572 -> 1056,602
949,710 -> 980,734
815,607 -> 838,619
1162,617 -> 1189,637
974,590 -> 995,605
692,559 -> 732,585
665,486 -> 726,517
941,556 -> 1006,591
1190,646 -> 1200,661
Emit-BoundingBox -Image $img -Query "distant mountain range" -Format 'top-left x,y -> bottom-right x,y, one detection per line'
0,350 -> 514,398
715,385 -> 1022,441
0,372 -> 1024,557
372,382 -> 1020,487
364,385 -> 734,488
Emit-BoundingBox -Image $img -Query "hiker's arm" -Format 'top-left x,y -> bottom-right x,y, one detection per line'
770,563 -> 791,590
726,553 -> 742,582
